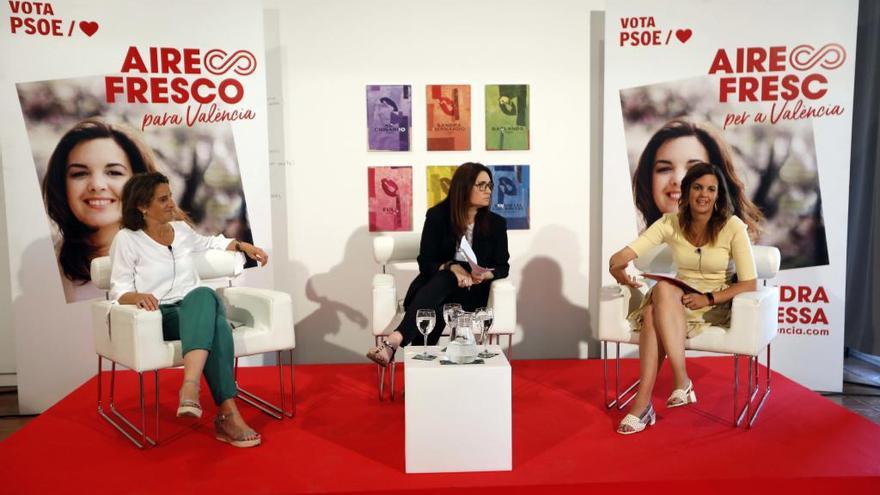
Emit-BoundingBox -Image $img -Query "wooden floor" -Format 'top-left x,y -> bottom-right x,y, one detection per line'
0,387 -> 35,442
2,356 -> 879,442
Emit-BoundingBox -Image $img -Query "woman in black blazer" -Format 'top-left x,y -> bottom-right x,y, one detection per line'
367,162 -> 510,366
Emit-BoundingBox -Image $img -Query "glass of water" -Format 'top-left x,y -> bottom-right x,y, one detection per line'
415,309 -> 436,360
442,303 -> 462,340
476,307 -> 496,358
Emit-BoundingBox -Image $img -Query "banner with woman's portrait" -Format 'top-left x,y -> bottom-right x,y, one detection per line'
0,0 -> 271,412
601,0 -> 858,391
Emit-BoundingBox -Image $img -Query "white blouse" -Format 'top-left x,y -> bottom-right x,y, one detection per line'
109,221 -> 231,304
454,223 -> 474,262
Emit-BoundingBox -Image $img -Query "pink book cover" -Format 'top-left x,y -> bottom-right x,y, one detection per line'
368,166 -> 412,232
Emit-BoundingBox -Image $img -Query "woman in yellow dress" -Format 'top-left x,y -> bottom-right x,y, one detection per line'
608,162 -> 759,434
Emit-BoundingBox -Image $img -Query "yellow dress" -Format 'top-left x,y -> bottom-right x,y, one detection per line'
626,213 -> 757,337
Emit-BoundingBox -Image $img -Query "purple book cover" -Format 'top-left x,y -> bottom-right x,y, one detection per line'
367,85 -> 411,151
368,166 -> 412,232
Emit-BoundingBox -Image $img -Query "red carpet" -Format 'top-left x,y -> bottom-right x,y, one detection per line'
2,357 -> 879,494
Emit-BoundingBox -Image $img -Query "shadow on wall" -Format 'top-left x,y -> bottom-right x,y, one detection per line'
14,237 -> 95,413
290,226 -> 374,364
512,225 -> 596,359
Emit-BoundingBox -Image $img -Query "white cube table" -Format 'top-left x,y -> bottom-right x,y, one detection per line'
404,345 -> 512,473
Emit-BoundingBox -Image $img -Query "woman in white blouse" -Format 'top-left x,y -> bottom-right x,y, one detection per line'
110,172 -> 268,448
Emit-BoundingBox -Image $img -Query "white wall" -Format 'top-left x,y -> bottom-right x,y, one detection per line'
267,0 -> 604,363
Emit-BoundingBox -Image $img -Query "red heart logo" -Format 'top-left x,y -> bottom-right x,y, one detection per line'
675,28 -> 692,44
79,21 -> 99,37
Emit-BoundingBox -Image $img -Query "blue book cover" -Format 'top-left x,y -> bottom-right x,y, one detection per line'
488,165 -> 530,230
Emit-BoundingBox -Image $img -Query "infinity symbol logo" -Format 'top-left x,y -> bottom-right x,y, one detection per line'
204,49 -> 258,76
789,43 -> 846,71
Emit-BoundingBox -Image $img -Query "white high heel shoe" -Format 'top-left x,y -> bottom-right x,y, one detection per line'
667,380 -> 697,408
617,404 -> 656,435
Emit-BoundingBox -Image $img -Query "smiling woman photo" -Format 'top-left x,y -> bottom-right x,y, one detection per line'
631,119 -> 763,239
42,117 -> 158,301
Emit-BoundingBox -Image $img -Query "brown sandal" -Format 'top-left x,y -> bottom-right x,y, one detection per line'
366,338 -> 397,367
214,413 -> 261,448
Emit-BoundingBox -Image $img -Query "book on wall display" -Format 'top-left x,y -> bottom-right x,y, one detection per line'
368,166 -> 413,232
366,85 -> 412,151
485,84 -> 529,150
426,165 -> 458,207
488,165 -> 530,229
426,85 -> 471,151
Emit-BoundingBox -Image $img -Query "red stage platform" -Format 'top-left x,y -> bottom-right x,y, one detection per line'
2,357 -> 879,494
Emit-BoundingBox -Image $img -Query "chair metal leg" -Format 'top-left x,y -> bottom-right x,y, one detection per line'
734,344 -> 772,428
733,355 -> 739,427
747,345 -> 772,428
375,336 -> 387,401
96,355 -> 157,448
602,341 -> 640,410
389,358 -> 396,402
236,349 -> 297,419
507,334 -> 513,359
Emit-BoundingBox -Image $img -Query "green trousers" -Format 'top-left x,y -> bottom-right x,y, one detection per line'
160,287 -> 236,406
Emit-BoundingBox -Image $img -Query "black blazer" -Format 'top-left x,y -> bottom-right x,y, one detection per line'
402,199 -> 510,311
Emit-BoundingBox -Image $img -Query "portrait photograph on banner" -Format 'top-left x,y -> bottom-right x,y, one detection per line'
619,77 -> 828,270
17,76 -> 256,303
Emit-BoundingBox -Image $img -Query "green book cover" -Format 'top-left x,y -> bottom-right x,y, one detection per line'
485,84 -> 529,150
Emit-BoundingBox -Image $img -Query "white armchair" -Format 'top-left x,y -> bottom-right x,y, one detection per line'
598,244 -> 781,428
372,233 -> 517,400
90,250 -> 295,448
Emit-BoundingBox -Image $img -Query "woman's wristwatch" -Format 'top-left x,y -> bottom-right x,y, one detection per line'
706,292 -> 716,306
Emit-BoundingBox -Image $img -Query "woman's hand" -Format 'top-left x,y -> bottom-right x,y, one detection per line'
449,264 -> 473,288
239,242 -> 269,266
681,293 -> 710,310
609,248 -> 641,288
609,261 -> 641,288
129,293 -> 159,311
470,270 -> 494,285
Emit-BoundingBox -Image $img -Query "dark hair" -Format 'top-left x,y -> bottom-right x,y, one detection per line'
447,162 -> 493,238
632,119 -> 763,239
42,117 -> 157,283
678,162 -> 733,246
121,172 -> 171,231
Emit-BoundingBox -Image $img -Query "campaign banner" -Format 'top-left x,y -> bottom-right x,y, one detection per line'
367,166 -> 412,232
0,0 -> 271,411
602,0 -> 858,391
